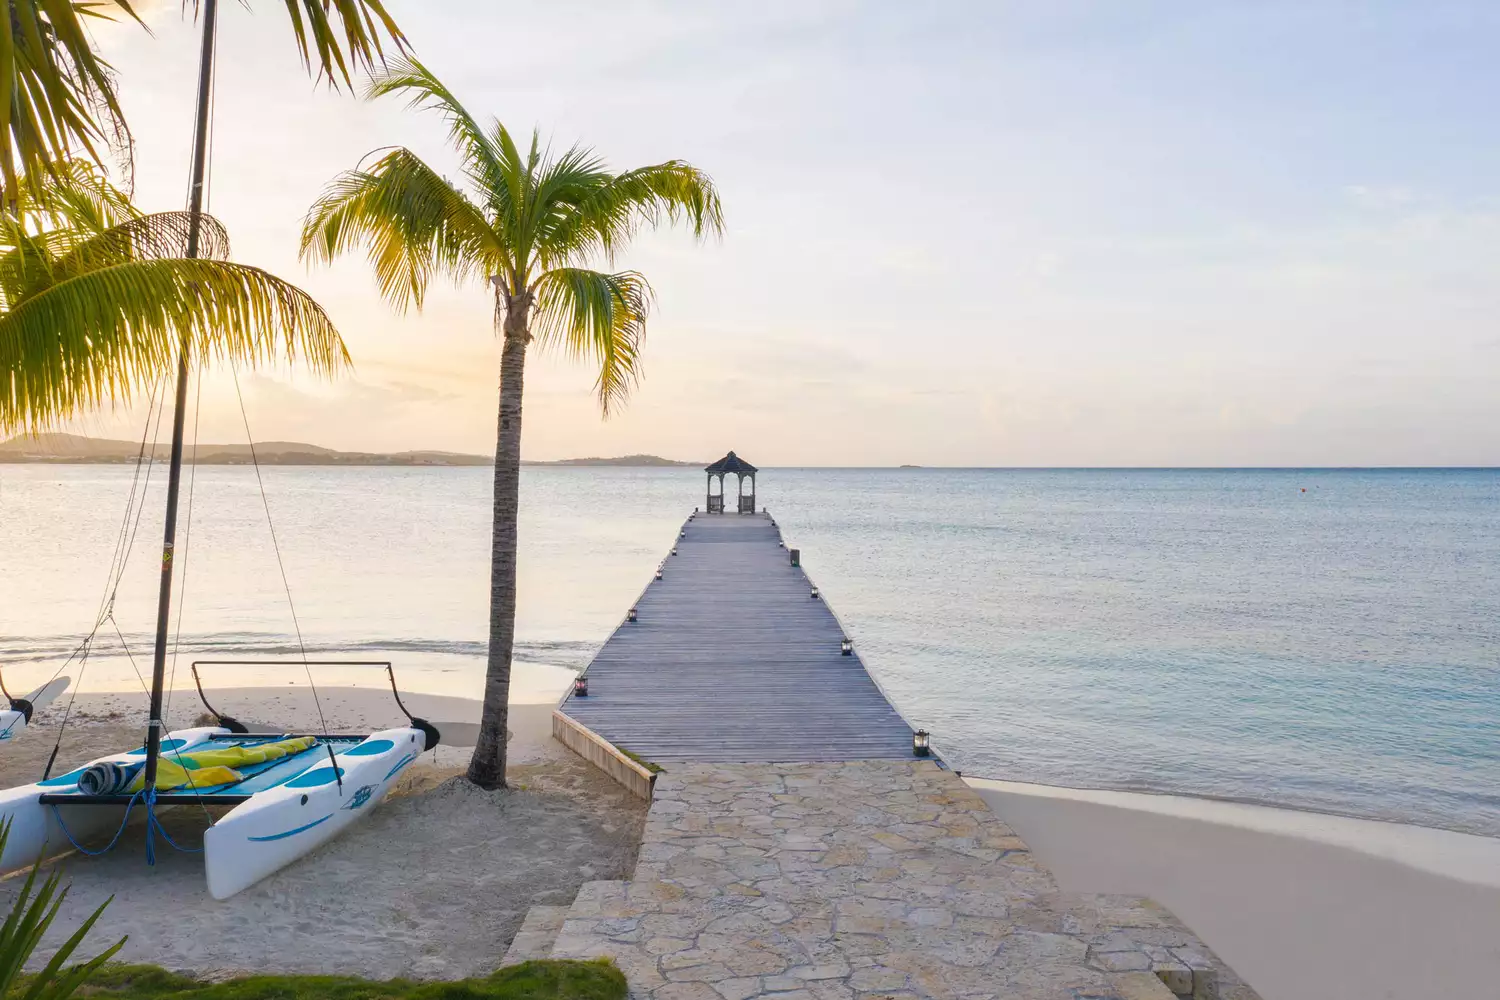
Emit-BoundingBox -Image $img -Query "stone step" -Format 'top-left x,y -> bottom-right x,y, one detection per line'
548,880 -> 640,961
500,904 -> 573,966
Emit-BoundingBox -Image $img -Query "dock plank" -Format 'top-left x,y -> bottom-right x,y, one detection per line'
559,512 -> 914,763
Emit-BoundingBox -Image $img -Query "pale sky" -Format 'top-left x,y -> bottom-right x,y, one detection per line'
67,1 -> 1500,466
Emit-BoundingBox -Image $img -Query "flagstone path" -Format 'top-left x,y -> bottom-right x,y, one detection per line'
543,761 -> 1260,1000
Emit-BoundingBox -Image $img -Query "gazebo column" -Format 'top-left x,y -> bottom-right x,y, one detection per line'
738,471 -> 756,514
707,472 -> 725,514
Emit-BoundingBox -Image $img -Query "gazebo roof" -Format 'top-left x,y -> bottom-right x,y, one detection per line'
705,451 -> 757,474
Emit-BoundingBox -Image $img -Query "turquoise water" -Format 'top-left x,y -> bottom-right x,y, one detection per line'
1,465 -> 1496,836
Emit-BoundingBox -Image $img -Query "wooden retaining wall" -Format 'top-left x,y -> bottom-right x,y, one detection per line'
551,709 -> 656,800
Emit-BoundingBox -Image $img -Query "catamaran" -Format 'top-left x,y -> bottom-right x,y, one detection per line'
0,662 -> 435,899
0,0 -> 438,899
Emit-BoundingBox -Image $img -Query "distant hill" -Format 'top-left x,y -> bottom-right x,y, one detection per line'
523,454 -> 703,467
0,433 -> 490,466
0,434 -> 702,468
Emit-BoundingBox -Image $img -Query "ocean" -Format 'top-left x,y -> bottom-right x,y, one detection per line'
1,465 -> 1496,837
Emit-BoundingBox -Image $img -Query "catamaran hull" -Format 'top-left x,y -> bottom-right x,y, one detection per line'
0,709 -> 30,744
204,726 -> 425,899
0,726 -> 228,873
0,677 -> 71,747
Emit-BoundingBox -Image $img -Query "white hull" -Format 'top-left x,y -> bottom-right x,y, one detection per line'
0,677 -> 71,746
205,726 -> 424,899
0,726 -> 227,872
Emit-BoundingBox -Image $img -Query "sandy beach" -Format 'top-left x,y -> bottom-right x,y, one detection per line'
7,685 -> 1500,995
3,687 -> 648,979
970,777 -> 1500,1000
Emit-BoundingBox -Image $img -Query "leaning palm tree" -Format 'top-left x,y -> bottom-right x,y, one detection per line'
301,59 -> 723,788
1,160 -> 347,431
0,1 -> 406,206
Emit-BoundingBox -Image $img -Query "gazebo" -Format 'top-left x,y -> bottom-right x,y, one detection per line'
704,452 -> 757,514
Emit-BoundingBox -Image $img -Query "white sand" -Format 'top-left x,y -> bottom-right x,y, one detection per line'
970,777 -> 1500,1000
4,687 -> 648,979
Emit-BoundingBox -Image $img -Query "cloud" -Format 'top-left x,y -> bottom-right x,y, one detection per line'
1342,184 -> 1421,210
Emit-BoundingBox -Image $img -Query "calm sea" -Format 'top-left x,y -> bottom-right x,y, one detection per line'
1,465 -> 1496,836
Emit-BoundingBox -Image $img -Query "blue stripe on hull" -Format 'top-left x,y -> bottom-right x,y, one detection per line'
247,814 -> 332,842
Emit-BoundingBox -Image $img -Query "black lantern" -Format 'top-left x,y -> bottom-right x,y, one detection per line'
574,676 -> 589,698
913,730 -> 930,757
627,607 -> 638,622
810,587 -> 820,599
840,637 -> 853,656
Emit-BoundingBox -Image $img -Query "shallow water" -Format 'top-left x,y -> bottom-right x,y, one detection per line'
1,465 -> 1496,836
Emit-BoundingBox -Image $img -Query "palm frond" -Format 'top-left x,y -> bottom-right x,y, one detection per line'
364,57 -> 512,199
180,0 -> 408,92
540,160 -> 724,267
532,266 -> 652,415
300,146 -> 502,311
0,2 -> 139,205
51,210 -> 230,266
0,258 -> 349,431
15,158 -> 138,232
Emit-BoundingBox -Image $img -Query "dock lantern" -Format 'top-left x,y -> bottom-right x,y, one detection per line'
841,637 -> 853,656
913,730 -> 930,757
574,676 -> 589,698
810,586 -> 820,599
628,607 -> 638,622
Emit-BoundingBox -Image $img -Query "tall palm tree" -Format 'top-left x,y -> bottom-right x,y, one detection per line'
0,1 -> 406,206
1,160 -> 347,431
301,60 -> 723,788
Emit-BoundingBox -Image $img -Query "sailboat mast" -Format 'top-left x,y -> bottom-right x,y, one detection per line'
143,0 -> 220,791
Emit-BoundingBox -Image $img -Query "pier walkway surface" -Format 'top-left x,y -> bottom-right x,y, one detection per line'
538,512 -> 1261,1000
560,512 -> 913,764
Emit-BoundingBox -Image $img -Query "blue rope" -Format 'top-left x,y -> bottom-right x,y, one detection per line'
49,787 -> 204,864
145,792 -> 203,859
49,790 -> 144,856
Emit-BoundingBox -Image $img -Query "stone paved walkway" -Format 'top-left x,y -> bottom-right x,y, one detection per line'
549,762 -> 1259,1000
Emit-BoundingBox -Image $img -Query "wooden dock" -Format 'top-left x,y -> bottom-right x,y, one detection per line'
558,511 -> 915,763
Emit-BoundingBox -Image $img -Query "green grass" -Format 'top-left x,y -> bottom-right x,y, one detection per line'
616,747 -> 663,775
63,960 -> 626,1000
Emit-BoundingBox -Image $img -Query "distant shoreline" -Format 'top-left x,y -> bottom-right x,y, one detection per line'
0,434 -> 701,468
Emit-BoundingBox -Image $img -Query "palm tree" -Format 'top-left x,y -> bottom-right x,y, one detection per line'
0,1 -> 406,206
0,0 -> 404,793
301,60 -> 723,788
1,160 -> 347,431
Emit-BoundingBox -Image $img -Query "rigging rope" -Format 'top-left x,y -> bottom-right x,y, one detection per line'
165,369 -> 204,725
36,377 -> 167,767
229,369 -> 337,789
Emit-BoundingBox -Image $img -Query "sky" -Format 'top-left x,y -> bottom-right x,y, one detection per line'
64,1 -> 1500,466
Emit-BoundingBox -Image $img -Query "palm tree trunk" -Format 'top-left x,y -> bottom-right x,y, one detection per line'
467,293 -> 531,789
